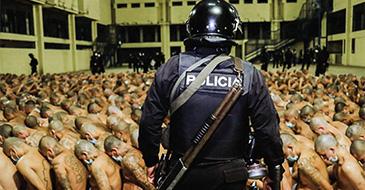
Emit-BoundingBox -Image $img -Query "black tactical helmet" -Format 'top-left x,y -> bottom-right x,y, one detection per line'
185,0 -> 242,46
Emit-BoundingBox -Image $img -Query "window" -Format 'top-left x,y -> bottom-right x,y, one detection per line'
0,0 -> 34,35
142,26 -> 160,42
247,22 -> 271,39
170,25 -> 188,41
0,39 -> 35,48
117,3 -> 127,8
44,43 -> 69,50
352,38 -> 355,54
327,40 -> 343,53
187,1 -> 196,6
76,17 -> 92,41
229,0 -> 239,4
353,2 -> 365,32
327,9 -> 346,35
286,0 -> 297,3
43,8 -> 69,39
131,3 -> 140,8
126,26 -> 141,42
244,0 -> 253,4
172,1 -> 183,6
258,0 -> 268,3
145,2 -> 155,7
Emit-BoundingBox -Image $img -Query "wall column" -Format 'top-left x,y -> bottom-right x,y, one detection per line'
33,5 -> 45,74
69,14 -> 77,71
92,21 -> 98,42
345,0 -> 352,66
161,23 -> 170,57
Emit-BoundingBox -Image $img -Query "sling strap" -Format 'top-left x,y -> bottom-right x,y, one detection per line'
169,55 -> 231,115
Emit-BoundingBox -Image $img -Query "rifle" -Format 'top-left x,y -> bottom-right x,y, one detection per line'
157,80 -> 243,190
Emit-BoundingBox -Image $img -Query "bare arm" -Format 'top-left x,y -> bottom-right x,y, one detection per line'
91,166 -> 112,190
343,162 -> 365,190
123,156 -> 155,190
298,158 -> 333,190
17,161 -> 47,190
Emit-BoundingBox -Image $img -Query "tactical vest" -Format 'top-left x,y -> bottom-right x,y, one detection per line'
169,52 -> 254,161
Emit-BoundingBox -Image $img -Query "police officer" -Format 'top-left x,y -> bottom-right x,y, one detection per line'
139,0 -> 284,189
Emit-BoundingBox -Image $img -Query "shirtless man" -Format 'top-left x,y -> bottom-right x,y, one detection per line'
80,123 -> 110,151
12,124 -> 47,147
310,117 -> 351,149
104,135 -> 155,190
315,134 -> 365,190
299,105 -> 315,125
49,120 -> 79,151
110,119 -> 133,146
346,124 -> 365,142
350,140 -> 365,169
0,124 -> 23,190
284,108 -> 316,141
87,102 -> 106,125
75,139 -> 122,190
280,133 -> 332,190
0,123 -> 12,145
39,136 -> 87,190
3,137 -> 52,190
4,105 -> 25,124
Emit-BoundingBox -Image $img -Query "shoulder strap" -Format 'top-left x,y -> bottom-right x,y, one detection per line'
170,54 -> 215,103
169,55 -> 231,115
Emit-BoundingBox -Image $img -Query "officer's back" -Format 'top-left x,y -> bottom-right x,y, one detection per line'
139,1 -> 284,189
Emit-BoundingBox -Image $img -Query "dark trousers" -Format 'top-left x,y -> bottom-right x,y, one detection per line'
31,67 -> 37,74
172,159 -> 248,190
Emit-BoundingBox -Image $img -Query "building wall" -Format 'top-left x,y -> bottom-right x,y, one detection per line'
326,0 -> 365,66
0,0 -> 111,74
0,48 -> 35,75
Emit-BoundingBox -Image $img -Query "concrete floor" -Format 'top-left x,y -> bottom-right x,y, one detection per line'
104,63 -> 365,77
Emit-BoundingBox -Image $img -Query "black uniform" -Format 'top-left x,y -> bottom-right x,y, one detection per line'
139,1 -> 284,189
139,49 -> 284,189
30,58 -> 38,75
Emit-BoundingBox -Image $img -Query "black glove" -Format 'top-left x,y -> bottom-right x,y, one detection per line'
267,165 -> 284,190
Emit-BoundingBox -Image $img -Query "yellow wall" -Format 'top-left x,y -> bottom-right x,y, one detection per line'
326,0 -> 365,66
236,3 -> 272,22
76,50 -> 92,71
0,48 -> 35,75
99,0 -> 112,24
43,50 -> 73,73
116,0 -> 160,24
282,0 -> 306,21
349,31 -> 365,67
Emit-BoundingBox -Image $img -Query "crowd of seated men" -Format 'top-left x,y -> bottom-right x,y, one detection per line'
0,72 -> 156,190
0,69 -> 365,190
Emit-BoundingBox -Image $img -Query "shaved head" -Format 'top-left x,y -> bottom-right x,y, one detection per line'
75,116 -> 88,130
39,136 -> 60,156
24,115 -> 38,129
12,125 -> 28,137
49,120 -> 64,132
359,106 -> 365,120
300,105 -> 315,117
111,120 -> 130,132
74,139 -> 97,157
80,123 -> 97,135
0,124 -> 13,139
346,124 -> 365,141
104,135 -> 122,153
284,108 -> 300,118
315,134 -> 338,152
350,140 -> 365,159
280,133 -> 298,146
3,137 -> 25,156
309,117 -> 329,131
